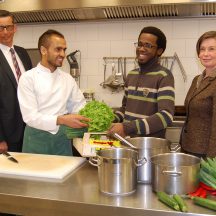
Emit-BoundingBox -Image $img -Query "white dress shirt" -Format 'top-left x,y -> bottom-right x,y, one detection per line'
18,63 -> 86,134
0,44 -> 26,82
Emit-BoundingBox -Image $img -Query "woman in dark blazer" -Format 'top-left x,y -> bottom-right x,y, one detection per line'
0,10 -> 32,153
180,31 -> 216,158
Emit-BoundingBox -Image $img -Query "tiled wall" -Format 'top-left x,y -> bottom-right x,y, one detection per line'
14,17 -> 216,107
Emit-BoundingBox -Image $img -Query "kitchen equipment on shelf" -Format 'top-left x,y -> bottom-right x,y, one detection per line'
101,52 -> 187,93
83,89 -> 95,103
89,148 -> 146,195
126,137 -> 172,184
100,57 -> 128,92
150,153 -> 200,195
67,50 -> 81,86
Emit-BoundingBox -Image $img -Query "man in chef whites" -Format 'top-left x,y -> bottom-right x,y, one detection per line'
18,29 -> 89,156
108,26 -> 175,138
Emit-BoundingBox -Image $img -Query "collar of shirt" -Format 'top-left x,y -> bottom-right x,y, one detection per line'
0,43 -> 13,53
203,68 -> 216,78
196,68 -> 216,88
37,62 -> 60,75
138,57 -> 160,73
0,43 -> 26,82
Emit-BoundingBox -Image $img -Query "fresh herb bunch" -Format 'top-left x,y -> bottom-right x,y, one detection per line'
79,100 -> 114,132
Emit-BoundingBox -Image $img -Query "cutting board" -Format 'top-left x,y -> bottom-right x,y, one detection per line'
0,152 -> 86,182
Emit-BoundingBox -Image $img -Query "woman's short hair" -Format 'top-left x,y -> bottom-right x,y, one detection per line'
196,31 -> 216,55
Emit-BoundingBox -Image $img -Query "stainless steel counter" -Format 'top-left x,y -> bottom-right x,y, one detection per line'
0,162 -> 215,216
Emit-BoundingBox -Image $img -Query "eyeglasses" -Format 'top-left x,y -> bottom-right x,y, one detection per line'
134,42 -> 157,49
0,25 -> 14,32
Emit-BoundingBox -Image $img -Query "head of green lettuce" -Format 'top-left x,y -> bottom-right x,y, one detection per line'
65,101 -> 114,139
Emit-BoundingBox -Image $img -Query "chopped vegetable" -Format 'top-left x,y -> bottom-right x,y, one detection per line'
89,139 -> 121,147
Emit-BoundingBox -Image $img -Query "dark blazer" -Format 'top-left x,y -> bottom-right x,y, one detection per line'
0,45 -> 32,152
180,73 -> 216,157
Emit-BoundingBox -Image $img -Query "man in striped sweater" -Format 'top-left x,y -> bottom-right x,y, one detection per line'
108,26 -> 175,138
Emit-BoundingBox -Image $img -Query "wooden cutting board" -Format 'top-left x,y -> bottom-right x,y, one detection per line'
0,152 -> 86,182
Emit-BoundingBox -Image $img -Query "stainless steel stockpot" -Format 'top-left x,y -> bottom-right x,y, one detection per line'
126,137 -> 172,183
150,153 -> 200,195
89,148 -> 146,195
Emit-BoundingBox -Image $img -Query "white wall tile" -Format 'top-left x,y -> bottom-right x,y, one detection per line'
87,40 -> 110,58
81,59 -> 99,76
165,39 -> 186,57
14,25 -> 33,43
32,24 -> 57,43
110,40 -> 135,57
98,22 -> 123,40
67,41 -> 88,59
79,75 -> 88,90
181,57 -> 200,78
185,39 -> 197,57
75,23 -> 98,41
140,20 -> 173,39
87,75 -> 104,92
198,18 -> 216,36
53,23 -> 76,43
122,20 -> 145,40
173,20 -> 199,39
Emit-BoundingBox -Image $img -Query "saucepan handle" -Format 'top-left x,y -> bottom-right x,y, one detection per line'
162,170 -> 182,176
169,143 -> 181,152
88,157 -> 99,167
134,157 -> 147,167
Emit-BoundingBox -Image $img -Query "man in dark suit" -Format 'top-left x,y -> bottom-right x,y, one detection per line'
0,10 -> 32,154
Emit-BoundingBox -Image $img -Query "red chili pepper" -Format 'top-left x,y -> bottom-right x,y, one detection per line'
210,191 -> 216,196
199,187 -> 207,198
93,141 -> 114,146
200,182 -> 216,191
188,186 -> 203,197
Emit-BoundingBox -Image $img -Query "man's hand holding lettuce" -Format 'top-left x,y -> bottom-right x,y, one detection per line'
65,101 -> 114,138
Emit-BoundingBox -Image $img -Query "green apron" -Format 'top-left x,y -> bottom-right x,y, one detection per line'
22,125 -> 72,156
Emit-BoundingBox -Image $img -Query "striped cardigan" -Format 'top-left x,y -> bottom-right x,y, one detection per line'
114,58 -> 175,138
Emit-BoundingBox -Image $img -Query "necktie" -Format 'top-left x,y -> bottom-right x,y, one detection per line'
10,48 -> 22,81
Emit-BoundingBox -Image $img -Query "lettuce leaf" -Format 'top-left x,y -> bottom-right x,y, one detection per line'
79,100 -> 114,132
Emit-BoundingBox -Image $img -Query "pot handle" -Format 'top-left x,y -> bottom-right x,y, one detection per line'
88,157 -> 99,167
169,143 -> 181,153
134,157 -> 147,167
162,170 -> 182,176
